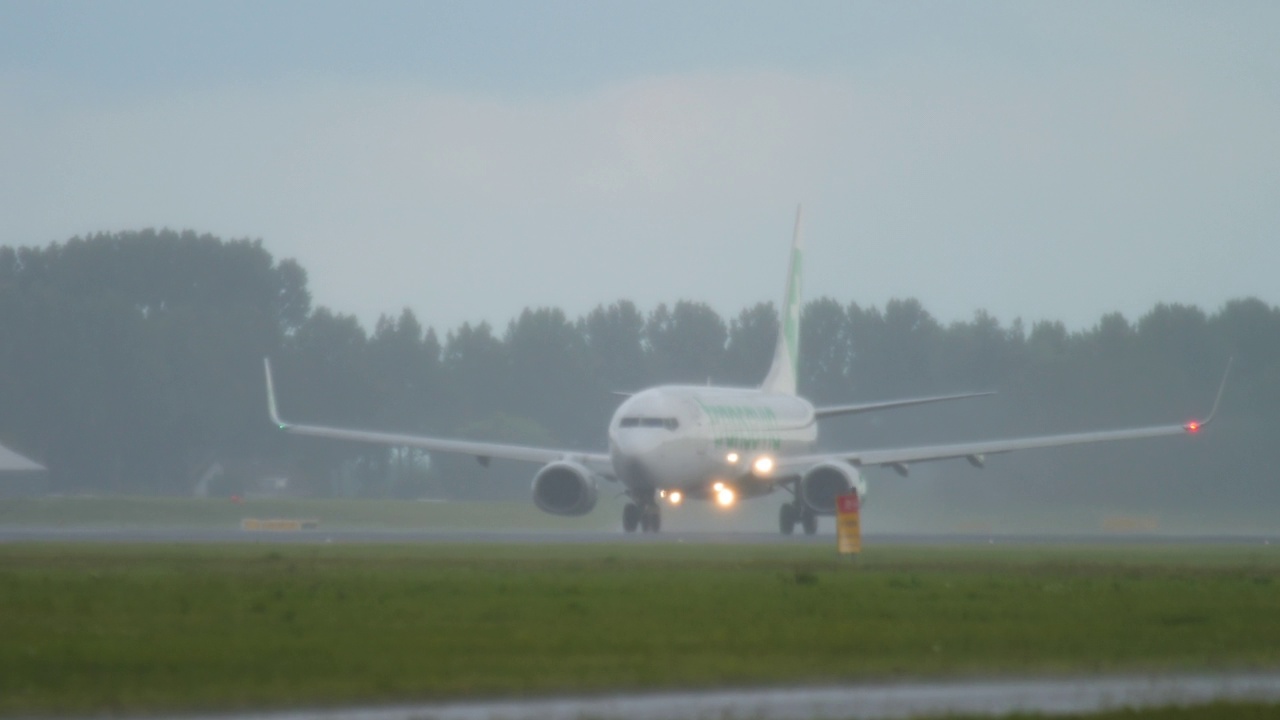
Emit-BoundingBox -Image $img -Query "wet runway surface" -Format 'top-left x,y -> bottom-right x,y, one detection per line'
1,526 -> 1275,545
0,527 -> 820,544
148,673 -> 1280,720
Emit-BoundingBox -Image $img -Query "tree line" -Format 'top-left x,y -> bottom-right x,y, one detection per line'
1,230 -> 1276,515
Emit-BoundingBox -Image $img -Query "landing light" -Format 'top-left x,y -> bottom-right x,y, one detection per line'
715,487 -> 736,507
659,489 -> 667,498
713,481 -> 725,492
753,455 -> 775,475
725,452 -> 740,464
668,490 -> 683,505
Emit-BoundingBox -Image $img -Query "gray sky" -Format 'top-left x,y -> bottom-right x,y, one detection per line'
2,1 -> 1277,333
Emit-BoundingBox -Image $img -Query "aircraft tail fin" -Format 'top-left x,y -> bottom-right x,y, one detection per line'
761,205 -> 804,396
264,358 -> 288,429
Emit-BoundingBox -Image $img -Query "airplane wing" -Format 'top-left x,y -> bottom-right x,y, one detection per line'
264,359 -> 615,477
779,359 -> 1231,478
813,391 -> 996,420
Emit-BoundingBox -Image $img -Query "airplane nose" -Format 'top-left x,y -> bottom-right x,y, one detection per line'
622,456 -> 659,487
612,424 -> 666,457
611,430 -> 642,457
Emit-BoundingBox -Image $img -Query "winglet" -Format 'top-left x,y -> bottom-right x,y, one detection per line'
263,357 -> 287,429
1185,356 -> 1233,432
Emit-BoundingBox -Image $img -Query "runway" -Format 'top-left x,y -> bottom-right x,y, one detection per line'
0,526 -> 817,544
1,525 -> 1276,545
2,526 -> 1278,545
137,673 -> 1280,720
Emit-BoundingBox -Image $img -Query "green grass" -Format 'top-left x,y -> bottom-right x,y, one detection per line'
1,543 -> 1279,716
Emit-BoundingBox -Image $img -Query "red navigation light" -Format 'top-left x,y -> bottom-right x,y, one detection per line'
1185,421 -> 1201,433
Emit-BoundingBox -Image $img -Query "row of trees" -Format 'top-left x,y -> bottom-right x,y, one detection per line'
1,231 -> 1277,515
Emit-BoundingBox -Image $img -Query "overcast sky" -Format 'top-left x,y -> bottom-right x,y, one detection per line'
2,1 -> 1277,334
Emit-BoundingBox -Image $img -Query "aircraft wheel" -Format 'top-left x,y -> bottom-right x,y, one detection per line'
779,503 -> 797,535
623,503 -> 640,533
801,509 -> 818,535
641,506 -> 661,533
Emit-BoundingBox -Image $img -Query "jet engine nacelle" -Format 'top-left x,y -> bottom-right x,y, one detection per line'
800,460 -> 867,515
531,461 -> 599,516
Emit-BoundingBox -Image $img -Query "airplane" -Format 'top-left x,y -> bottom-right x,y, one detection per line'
263,207 -> 1229,535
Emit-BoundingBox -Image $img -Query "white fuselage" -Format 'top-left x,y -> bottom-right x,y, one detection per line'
607,385 -> 817,501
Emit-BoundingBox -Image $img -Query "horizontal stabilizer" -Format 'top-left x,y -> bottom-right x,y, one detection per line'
0,441 -> 43,472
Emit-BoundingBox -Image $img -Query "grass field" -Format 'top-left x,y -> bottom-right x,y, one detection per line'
2,542 -> 1279,716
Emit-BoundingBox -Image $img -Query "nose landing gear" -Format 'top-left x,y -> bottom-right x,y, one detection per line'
623,501 -> 662,533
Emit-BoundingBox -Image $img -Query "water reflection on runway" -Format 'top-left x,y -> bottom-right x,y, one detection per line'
166,673 -> 1280,720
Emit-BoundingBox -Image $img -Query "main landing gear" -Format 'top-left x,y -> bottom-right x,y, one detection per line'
623,501 -> 661,533
779,501 -> 818,536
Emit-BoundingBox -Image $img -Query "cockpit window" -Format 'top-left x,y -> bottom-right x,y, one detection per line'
619,416 -> 679,430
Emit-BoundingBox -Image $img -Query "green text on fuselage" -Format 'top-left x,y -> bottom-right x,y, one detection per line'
697,401 -> 783,452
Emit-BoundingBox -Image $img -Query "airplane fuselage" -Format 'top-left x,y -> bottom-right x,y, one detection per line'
608,385 -> 818,502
